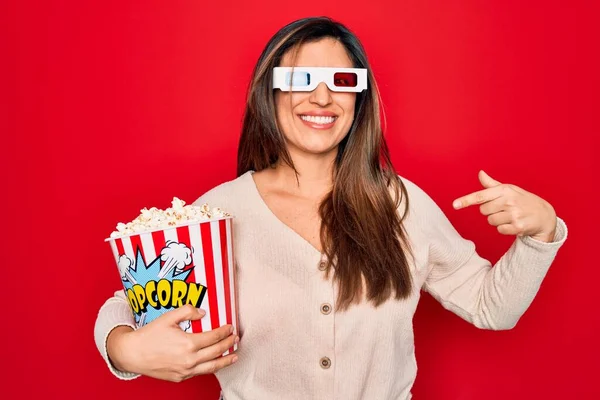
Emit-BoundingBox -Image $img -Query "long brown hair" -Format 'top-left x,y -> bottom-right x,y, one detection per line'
237,17 -> 413,310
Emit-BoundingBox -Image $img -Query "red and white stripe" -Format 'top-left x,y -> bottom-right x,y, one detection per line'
107,217 -> 238,353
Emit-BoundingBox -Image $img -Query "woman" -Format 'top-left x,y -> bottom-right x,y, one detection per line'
95,16 -> 567,399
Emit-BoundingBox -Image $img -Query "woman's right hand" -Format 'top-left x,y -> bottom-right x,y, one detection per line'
106,304 -> 239,382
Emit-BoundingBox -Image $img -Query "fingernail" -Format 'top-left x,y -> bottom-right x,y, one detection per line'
197,308 -> 206,317
232,356 -> 238,364
230,325 -> 234,334
235,336 -> 240,344
453,200 -> 461,209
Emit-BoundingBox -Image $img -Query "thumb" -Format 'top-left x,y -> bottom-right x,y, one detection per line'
160,304 -> 206,325
478,170 -> 502,188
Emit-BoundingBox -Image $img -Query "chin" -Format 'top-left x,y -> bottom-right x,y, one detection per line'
296,142 -> 339,156
284,127 -> 347,156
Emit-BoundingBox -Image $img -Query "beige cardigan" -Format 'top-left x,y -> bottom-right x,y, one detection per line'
94,171 -> 568,400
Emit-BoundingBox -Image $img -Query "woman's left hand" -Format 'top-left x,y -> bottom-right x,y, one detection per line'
452,170 -> 557,242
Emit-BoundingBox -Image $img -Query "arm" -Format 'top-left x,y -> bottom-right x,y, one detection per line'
93,290 -> 141,380
95,292 -> 238,382
405,178 -> 568,330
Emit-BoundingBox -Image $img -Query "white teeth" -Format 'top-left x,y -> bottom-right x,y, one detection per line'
300,115 -> 336,124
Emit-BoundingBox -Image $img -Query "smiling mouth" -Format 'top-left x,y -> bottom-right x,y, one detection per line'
299,115 -> 338,125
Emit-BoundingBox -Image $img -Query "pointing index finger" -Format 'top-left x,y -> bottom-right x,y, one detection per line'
453,186 -> 503,209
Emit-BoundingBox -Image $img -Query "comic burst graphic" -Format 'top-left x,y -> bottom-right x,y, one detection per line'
120,241 -> 195,330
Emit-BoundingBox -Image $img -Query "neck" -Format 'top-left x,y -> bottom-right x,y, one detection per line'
272,147 -> 337,198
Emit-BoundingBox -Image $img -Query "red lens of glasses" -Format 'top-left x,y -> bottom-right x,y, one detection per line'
333,72 -> 358,87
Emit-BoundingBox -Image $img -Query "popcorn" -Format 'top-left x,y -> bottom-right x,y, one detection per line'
109,197 -> 231,238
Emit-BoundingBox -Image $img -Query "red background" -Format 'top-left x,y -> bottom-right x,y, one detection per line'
4,1 -> 599,399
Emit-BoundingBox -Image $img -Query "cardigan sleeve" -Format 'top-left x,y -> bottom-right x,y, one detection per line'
403,178 -> 567,330
94,290 -> 141,380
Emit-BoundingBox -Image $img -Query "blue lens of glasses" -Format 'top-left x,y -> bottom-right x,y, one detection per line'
286,72 -> 311,86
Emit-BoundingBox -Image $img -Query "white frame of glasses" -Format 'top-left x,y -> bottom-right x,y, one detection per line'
272,67 -> 368,92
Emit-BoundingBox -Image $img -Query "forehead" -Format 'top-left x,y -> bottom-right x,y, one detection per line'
279,38 -> 354,68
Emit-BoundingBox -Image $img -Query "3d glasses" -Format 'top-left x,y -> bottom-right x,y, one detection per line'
273,67 -> 368,92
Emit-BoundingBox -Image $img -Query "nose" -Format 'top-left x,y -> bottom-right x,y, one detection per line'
309,82 -> 333,107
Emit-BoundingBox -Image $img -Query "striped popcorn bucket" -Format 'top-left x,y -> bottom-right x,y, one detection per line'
105,217 -> 238,354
